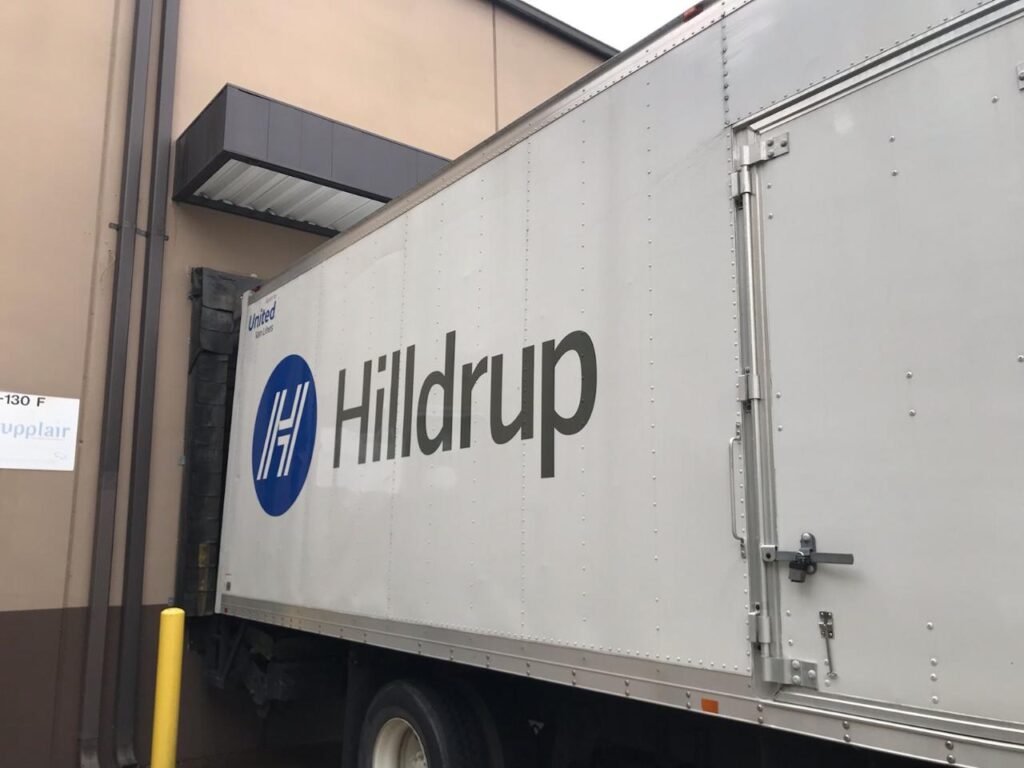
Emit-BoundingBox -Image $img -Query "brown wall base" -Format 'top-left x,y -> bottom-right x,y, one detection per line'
0,605 -> 337,768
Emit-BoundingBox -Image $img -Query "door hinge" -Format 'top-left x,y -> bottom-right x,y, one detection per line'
737,372 -> 761,403
748,602 -> 771,646
731,132 -> 791,199
730,166 -> 752,199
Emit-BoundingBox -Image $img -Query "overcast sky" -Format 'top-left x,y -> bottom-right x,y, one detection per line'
529,1 -> 691,50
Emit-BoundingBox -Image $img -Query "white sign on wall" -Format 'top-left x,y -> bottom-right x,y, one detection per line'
0,391 -> 80,471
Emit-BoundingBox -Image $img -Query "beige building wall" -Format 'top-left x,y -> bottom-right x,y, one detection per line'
0,0 -> 604,765
0,0 -> 124,616
494,5 -> 606,127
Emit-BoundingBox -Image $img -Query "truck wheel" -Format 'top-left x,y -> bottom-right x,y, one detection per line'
358,679 -> 483,768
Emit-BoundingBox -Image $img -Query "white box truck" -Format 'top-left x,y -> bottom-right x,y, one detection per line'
211,1 -> 1024,765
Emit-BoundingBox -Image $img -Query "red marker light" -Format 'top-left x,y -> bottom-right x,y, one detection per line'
682,3 -> 705,22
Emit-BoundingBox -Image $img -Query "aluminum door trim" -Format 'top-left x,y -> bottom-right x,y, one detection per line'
740,0 -> 1024,134
778,689 -> 1024,748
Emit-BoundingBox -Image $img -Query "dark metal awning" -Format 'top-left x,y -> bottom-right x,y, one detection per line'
173,85 -> 449,236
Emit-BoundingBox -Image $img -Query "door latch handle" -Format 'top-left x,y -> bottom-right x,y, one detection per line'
762,532 -> 854,582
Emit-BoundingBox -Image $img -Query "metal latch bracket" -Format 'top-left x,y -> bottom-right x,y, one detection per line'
762,532 -> 854,583
750,132 -> 790,163
764,656 -> 820,689
819,610 -> 839,679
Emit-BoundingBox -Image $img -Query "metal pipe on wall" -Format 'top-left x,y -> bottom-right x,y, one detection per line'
79,2 -> 155,766
114,1 -> 180,765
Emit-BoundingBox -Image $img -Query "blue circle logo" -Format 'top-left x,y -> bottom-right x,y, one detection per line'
251,355 -> 317,516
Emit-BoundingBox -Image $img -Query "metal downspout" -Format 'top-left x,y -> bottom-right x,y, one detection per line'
114,1 -> 179,765
79,2 -> 155,767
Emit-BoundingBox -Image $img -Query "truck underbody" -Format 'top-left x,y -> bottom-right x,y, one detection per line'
197,615 -> 922,768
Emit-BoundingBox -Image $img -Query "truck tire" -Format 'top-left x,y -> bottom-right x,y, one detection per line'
358,679 -> 485,768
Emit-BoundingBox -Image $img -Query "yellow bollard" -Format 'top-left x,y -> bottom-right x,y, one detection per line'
150,607 -> 185,768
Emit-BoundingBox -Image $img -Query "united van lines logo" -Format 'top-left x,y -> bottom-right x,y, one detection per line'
248,300 -> 276,339
251,355 -> 317,516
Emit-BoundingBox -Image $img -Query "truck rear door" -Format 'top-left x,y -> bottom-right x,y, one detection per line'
751,7 -> 1024,740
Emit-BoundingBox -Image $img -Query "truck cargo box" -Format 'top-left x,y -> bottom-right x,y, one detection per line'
216,2 -> 1024,764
